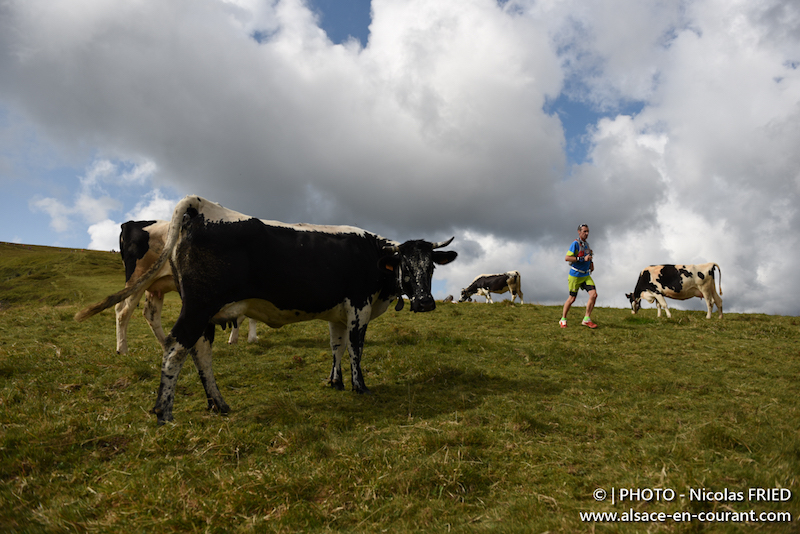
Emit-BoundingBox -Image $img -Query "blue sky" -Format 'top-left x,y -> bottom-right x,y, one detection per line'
309,0 -> 371,47
1,0 -> 799,314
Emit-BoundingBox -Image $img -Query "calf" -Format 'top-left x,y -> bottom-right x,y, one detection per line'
115,220 -> 257,355
626,263 -> 722,319
76,196 -> 457,423
459,271 -> 524,304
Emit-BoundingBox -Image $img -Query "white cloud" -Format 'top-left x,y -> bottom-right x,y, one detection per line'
75,192 -> 120,224
30,197 -> 73,233
84,189 -> 181,251
87,219 -> 120,251
120,160 -> 157,186
31,191 -> 120,235
79,159 -> 116,188
126,189 -> 179,222
2,0 -> 567,238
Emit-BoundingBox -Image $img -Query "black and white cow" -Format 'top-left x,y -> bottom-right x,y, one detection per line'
115,220 -> 257,355
76,195 -> 457,424
459,271 -> 524,304
626,263 -> 723,319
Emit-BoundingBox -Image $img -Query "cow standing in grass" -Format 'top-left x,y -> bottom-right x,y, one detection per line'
459,271 -> 524,304
76,195 -> 457,424
626,263 -> 723,319
115,220 -> 257,355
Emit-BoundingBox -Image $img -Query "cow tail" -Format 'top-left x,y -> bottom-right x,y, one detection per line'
714,263 -> 722,295
73,196 -> 195,322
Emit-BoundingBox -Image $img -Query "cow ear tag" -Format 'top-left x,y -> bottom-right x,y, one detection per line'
395,296 -> 405,311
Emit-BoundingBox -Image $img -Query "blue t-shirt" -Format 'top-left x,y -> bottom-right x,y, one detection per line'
567,239 -> 592,277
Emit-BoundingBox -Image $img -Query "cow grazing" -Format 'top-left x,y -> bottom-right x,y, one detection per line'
115,220 -> 257,355
75,195 -> 457,424
459,271 -> 524,304
626,263 -> 722,319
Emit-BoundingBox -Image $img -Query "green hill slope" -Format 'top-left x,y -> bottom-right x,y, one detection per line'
1,241 -> 799,532
0,242 -> 123,309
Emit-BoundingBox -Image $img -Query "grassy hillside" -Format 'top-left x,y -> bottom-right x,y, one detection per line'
1,243 -> 799,532
0,242 -> 122,309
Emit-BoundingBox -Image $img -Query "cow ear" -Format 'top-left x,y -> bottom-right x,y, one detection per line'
378,255 -> 399,273
433,250 -> 457,265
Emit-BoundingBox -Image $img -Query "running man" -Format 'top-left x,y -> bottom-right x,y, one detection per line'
560,224 -> 597,328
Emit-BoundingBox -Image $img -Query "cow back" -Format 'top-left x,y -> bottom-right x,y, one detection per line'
175,216 -> 395,315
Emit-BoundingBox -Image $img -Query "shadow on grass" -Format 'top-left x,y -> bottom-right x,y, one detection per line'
249,366 -> 564,426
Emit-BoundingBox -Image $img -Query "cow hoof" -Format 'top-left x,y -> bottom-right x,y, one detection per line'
207,400 -> 230,414
155,413 -> 173,425
329,380 -> 345,391
152,405 -> 173,424
354,387 -> 372,395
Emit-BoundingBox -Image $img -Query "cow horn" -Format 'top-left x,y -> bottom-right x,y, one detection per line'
383,243 -> 400,253
431,236 -> 454,249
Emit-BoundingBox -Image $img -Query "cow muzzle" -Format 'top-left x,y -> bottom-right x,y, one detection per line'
410,295 -> 436,313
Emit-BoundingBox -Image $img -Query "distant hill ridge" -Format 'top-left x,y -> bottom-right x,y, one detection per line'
0,242 -> 122,308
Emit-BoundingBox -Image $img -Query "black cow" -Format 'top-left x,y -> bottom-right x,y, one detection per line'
76,195 -> 457,423
459,270 -> 524,304
626,263 -> 723,319
114,220 -> 257,354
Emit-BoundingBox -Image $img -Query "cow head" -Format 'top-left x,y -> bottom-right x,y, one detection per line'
625,292 -> 641,314
381,237 -> 457,312
458,289 -> 474,303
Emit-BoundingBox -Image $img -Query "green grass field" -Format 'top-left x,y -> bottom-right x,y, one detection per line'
1,242 -> 798,532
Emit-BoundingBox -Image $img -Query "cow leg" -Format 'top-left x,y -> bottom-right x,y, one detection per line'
114,286 -> 147,354
227,316 -> 257,344
714,292 -> 723,319
191,323 -> 229,414
654,295 -> 672,319
328,322 -> 347,390
701,290 -> 723,319
700,292 -> 718,319
227,316 -> 241,344
143,290 -> 167,347
152,336 -> 191,424
486,294 -> 493,304
346,309 -> 371,394
227,324 -> 240,344
247,318 -> 258,343
702,294 -> 712,319
228,316 -> 259,344
153,306 -> 217,423
115,300 -> 132,355
516,288 -> 524,305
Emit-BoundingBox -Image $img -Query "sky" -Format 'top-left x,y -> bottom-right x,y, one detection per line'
1,0 -> 799,315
